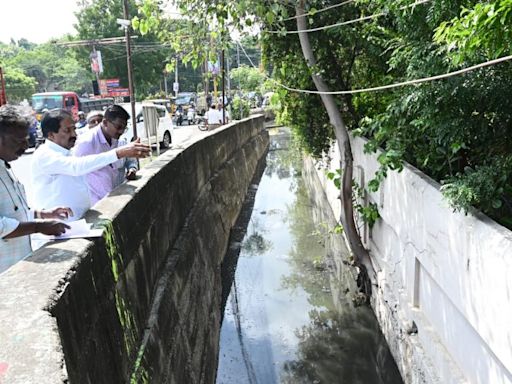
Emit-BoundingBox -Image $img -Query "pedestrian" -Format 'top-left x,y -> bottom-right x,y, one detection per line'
218,104 -> 230,124
0,106 -> 72,274
86,110 -> 103,129
76,110 -> 104,136
75,111 -> 87,129
73,105 -> 138,206
31,109 -> 150,219
205,104 -> 222,130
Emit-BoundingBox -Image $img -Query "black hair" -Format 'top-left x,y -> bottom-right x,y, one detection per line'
0,105 -> 29,137
41,109 -> 72,138
104,104 -> 130,122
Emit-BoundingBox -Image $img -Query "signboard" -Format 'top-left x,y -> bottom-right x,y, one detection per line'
99,79 -> 108,96
99,78 -> 127,97
106,78 -> 120,88
90,50 -> 104,74
109,88 -> 130,97
208,60 -> 220,75
173,82 -> 179,93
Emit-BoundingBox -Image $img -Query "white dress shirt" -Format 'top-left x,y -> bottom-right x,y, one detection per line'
31,140 -> 119,219
0,161 -> 32,274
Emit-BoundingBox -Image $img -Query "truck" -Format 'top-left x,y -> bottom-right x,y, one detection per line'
0,67 -> 6,106
31,91 -> 114,122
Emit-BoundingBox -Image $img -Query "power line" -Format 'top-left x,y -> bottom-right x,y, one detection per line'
237,41 -> 512,95
282,0 -> 355,21
266,0 -> 430,34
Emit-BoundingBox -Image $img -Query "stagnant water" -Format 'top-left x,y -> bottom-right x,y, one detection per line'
216,128 -> 403,384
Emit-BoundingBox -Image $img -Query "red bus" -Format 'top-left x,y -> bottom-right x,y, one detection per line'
31,92 -> 113,121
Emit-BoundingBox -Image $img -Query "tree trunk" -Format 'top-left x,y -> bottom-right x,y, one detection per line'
296,0 -> 375,281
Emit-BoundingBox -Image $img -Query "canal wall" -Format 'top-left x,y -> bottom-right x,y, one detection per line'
310,136 -> 512,384
0,116 -> 269,383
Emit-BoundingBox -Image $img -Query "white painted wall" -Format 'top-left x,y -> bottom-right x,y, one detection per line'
313,136 -> 512,384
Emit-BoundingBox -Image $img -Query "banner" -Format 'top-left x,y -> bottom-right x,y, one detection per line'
90,50 -> 104,74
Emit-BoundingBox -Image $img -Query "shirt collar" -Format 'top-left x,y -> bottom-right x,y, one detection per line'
96,124 -> 117,147
45,139 -> 71,155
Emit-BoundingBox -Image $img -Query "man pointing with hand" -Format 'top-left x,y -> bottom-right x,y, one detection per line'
31,109 -> 150,219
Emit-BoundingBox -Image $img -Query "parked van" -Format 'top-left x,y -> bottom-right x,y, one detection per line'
119,103 -> 173,149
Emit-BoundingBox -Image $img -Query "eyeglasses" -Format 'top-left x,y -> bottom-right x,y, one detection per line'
107,119 -> 127,132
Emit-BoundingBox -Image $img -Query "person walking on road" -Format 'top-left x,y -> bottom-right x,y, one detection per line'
73,105 -> 138,206
205,104 -> 222,130
0,106 -> 72,274
31,109 -> 150,219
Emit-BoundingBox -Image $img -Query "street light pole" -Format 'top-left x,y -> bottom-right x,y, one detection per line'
122,0 -> 137,139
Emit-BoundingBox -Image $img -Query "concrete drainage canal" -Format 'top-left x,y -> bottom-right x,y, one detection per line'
216,127 -> 403,384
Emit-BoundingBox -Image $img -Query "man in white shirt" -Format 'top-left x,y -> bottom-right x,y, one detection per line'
205,104 -> 222,131
218,105 -> 230,124
0,106 -> 72,274
31,109 -> 150,219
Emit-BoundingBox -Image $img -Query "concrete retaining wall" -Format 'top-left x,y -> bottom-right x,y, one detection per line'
0,115 -> 269,383
312,136 -> 512,384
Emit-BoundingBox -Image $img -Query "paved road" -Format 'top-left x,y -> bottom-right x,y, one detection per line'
11,124 -> 204,205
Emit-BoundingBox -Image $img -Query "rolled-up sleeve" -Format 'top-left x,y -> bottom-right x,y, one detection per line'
0,216 -> 20,238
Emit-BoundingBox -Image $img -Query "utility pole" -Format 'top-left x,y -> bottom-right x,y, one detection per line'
174,56 -> 179,99
122,0 -> 137,139
236,43 -> 242,119
164,70 -> 168,97
221,49 -> 226,124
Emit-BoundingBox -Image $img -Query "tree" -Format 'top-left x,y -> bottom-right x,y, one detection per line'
229,65 -> 265,91
74,0 -> 174,97
2,67 -> 37,102
1,41 -> 91,95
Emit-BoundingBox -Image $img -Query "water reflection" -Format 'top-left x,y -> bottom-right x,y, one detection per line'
216,128 -> 402,384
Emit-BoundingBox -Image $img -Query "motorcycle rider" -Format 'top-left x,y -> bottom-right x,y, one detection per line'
75,111 -> 87,129
187,103 -> 196,125
175,105 -> 184,126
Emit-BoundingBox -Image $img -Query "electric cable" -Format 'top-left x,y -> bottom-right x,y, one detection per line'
266,0 -> 430,34
237,41 -> 512,95
281,0 -> 355,21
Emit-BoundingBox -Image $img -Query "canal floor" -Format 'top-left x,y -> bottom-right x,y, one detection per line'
216,128 -> 403,384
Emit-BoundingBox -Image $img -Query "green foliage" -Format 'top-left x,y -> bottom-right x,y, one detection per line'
75,0 -> 175,97
229,65 -> 265,91
1,41 -> 91,96
435,0 -> 512,63
230,96 -> 250,119
355,203 -> 380,229
2,67 -> 37,102
135,0 -> 512,227
441,158 -> 512,224
326,168 -> 342,189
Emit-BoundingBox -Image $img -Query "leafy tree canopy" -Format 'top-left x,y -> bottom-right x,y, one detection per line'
135,0 -> 512,227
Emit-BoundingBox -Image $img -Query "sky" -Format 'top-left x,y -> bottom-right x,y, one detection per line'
1,0 -> 78,44
0,0 -> 183,45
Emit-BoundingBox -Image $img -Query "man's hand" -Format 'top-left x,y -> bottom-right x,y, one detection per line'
116,138 -> 151,159
36,221 -> 70,236
40,207 -> 74,220
125,168 -> 137,180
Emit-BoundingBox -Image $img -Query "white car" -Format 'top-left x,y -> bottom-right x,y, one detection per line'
119,103 -> 173,148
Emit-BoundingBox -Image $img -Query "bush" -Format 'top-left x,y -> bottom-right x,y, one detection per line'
230,96 -> 250,120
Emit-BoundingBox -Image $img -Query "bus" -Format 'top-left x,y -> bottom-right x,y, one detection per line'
31,92 -> 114,122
